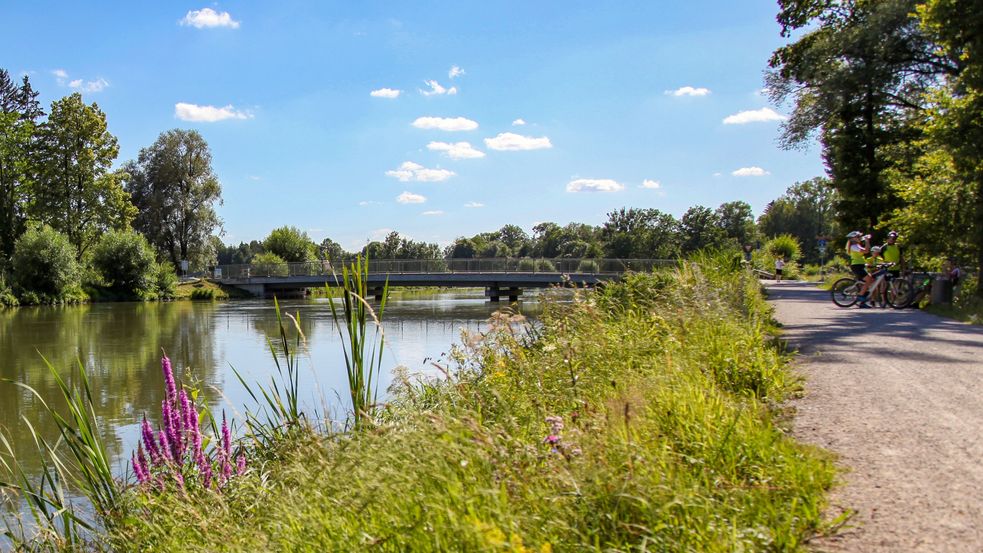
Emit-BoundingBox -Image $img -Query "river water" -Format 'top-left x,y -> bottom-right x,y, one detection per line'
0,291 -> 539,478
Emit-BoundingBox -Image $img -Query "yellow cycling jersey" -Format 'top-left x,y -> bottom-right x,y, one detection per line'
881,244 -> 901,265
847,242 -> 866,265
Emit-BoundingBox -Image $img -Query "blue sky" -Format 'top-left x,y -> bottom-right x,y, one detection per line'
2,1 -> 823,250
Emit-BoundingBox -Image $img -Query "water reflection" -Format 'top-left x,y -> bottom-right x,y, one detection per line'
0,290 -> 539,476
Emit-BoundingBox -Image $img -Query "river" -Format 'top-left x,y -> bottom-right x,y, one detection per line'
0,291 -> 541,478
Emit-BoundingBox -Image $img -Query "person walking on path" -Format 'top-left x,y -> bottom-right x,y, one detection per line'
775,257 -> 786,282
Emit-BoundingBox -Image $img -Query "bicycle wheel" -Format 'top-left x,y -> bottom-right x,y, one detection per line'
888,278 -> 912,309
831,278 -> 860,307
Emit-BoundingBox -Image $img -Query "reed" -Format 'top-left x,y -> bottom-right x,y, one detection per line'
327,255 -> 388,428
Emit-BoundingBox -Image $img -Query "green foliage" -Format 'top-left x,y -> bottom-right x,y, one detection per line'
768,0 -> 951,229
91,229 -> 157,296
0,70 -> 41,260
10,224 -> 80,301
365,231 -> 441,260
251,252 -> 288,277
101,254 -> 833,551
264,226 -> 316,263
190,287 -> 217,300
32,93 -> 135,258
154,262 -> 178,299
576,259 -> 600,273
601,207 -> 680,258
758,178 -> 841,263
680,205 -> 727,253
0,275 -> 17,306
766,234 -> 802,262
124,129 -> 223,269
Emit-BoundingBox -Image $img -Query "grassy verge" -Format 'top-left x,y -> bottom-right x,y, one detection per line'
174,279 -> 252,300
3,253 -> 835,551
925,276 -> 983,324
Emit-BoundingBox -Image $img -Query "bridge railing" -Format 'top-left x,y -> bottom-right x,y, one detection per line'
214,258 -> 676,280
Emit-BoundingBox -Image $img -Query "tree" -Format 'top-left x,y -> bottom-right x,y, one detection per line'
318,238 -> 348,261
715,201 -> 757,247
446,238 -> 477,259
264,226 -> 316,263
768,0 -> 955,229
915,0 -> 983,295
0,69 -> 42,261
32,93 -> 135,258
11,224 -> 79,300
758,177 -> 841,263
91,229 -> 157,295
124,129 -> 222,267
601,208 -> 680,259
680,206 -> 726,254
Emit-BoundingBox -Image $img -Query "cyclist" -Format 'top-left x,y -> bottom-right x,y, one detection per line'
865,246 -> 886,307
880,231 -> 904,280
845,231 -> 872,306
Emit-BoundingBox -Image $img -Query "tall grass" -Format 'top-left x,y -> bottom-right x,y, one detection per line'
0,359 -> 119,549
327,255 -> 388,428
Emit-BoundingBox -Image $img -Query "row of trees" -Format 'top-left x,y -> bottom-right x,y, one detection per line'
0,69 -> 224,303
769,0 -> 983,294
213,182 -> 840,273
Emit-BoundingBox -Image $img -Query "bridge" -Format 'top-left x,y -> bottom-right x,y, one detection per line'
213,258 -> 672,301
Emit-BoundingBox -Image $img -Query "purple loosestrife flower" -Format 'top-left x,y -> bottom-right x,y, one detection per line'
202,463 -> 213,490
158,429 -> 173,463
132,448 -> 148,485
162,399 -> 181,462
236,454 -> 246,476
141,417 -> 161,466
162,355 -> 177,406
220,414 -> 233,483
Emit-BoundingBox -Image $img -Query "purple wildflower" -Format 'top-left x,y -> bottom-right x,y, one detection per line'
202,463 -> 213,490
544,434 -> 561,445
236,454 -> 246,475
141,417 -> 161,466
158,429 -> 173,463
132,447 -> 148,484
161,355 -> 177,406
220,414 -> 233,482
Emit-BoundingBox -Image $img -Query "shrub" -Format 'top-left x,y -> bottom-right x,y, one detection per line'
766,234 -> 802,262
576,259 -> 600,273
155,262 -> 179,299
251,252 -> 288,277
0,275 -> 18,307
11,225 -> 80,301
91,229 -> 157,295
190,287 -> 217,300
536,259 -> 556,272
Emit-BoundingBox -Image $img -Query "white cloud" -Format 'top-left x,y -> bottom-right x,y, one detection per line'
722,107 -> 787,125
566,178 -> 625,193
463,201 -> 484,208
370,88 -> 401,98
511,118 -> 526,126
369,228 -> 394,241
358,200 -> 382,206
180,8 -> 240,29
396,191 -> 426,204
666,86 -> 711,97
484,132 -> 552,151
421,210 -> 444,216
427,141 -> 485,160
175,102 -> 253,122
640,179 -> 661,189
412,116 -> 478,131
712,172 -> 722,177
53,70 -> 109,92
731,166 -> 770,177
248,175 -> 263,181
70,78 -> 109,93
385,161 -> 455,182
448,66 -> 465,79
420,80 -> 458,96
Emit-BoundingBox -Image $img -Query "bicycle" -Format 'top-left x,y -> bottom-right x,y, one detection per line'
895,271 -> 933,309
830,263 -> 906,308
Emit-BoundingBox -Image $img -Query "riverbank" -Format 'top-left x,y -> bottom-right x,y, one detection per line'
3,256 -> 835,551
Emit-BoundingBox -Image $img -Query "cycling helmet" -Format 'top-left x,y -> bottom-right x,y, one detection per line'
846,231 -> 862,239
871,246 -> 882,253
887,231 -> 899,238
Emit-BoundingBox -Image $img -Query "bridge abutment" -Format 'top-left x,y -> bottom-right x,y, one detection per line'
486,286 -> 522,302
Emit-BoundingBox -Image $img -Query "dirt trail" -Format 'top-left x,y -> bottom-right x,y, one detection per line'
766,283 -> 983,552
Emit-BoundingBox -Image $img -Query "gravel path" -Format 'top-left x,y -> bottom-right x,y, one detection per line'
766,283 -> 983,552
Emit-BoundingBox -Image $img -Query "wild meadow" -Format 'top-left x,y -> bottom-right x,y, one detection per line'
1,252 -> 835,551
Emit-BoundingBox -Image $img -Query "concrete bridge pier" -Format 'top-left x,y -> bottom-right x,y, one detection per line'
486,286 -> 522,302
237,283 -> 266,297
